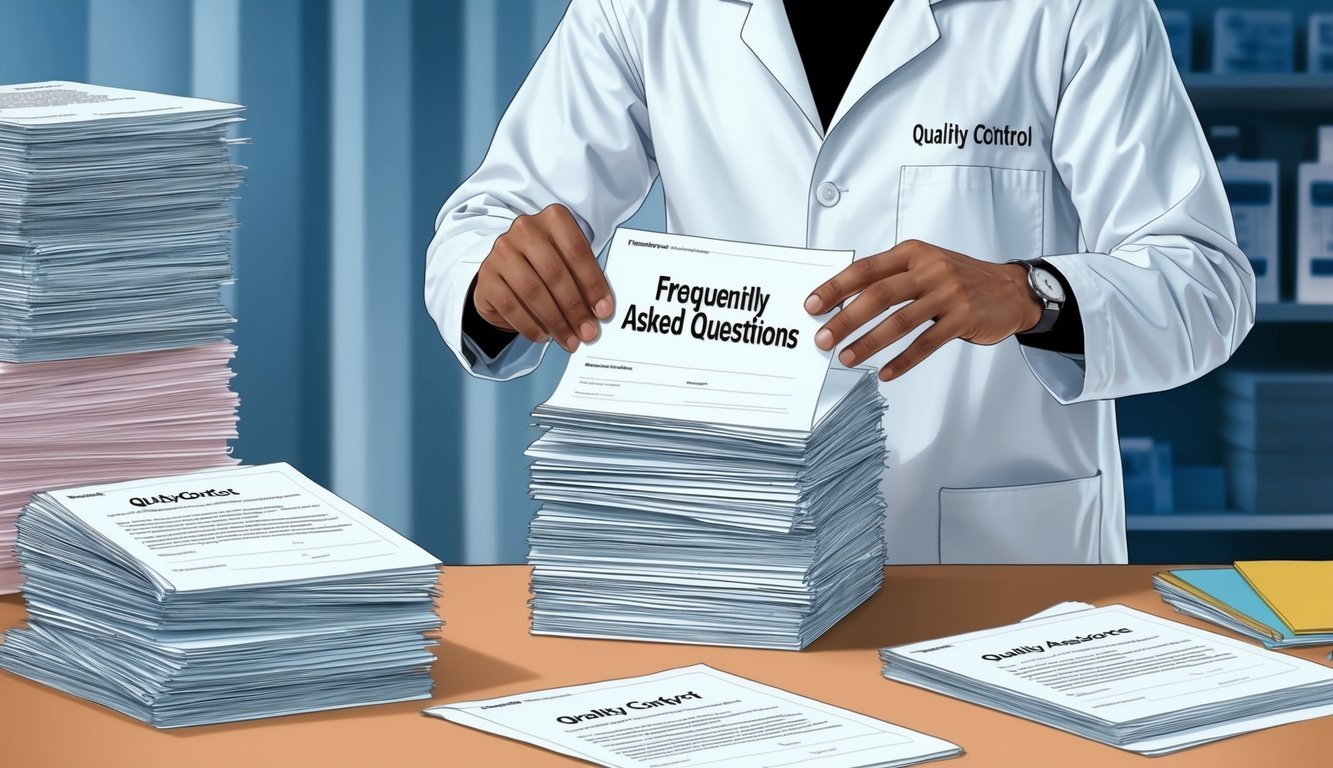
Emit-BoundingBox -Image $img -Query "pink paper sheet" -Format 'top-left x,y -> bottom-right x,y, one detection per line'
0,341 -> 239,594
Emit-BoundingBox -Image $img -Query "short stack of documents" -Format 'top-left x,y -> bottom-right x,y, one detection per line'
0,81 -> 245,592
1217,369 -> 1333,513
1155,561 -> 1333,648
880,604 -> 1333,754
525,229 -> 886,650
0,464 -> 442,728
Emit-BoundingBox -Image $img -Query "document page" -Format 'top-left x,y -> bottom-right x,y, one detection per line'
545,229 -> 852,431
425,664 -> 960,768
43,463 -> 438,592
0,81 -> 240,126
887,605 -> 1333,724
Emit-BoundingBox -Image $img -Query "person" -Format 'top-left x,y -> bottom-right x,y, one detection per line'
424,0 -> 1255,564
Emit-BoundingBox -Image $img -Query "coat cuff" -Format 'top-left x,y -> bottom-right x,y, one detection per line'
1014,260 -> 1084,354
427,231 -> 547,382
1015,253 -> 1111,404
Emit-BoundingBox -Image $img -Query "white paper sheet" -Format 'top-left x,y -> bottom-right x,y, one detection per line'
1020,601 -> 1096,622
544,229 -> 852,431
0,81 -> 241,126
40,463 -> 438,592
425,664 -> 961,768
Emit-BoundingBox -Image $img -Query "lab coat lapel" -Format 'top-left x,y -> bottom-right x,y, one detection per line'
737,0 -> 824,138
827,0 -> 942,132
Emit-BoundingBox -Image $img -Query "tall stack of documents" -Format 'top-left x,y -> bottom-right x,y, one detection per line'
0,82 -> 244,591
525,229 -> 886,650
1217,370 -> 1333,513
1154,564 -> 1333,648
880,604 -> 1333,754
0,464 -> 442,728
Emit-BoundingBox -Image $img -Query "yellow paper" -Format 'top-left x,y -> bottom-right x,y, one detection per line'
1235,561 -> 1333,634
1156,571 -> 1280,641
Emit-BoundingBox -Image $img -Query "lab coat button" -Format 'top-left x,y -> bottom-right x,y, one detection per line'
816,181 -> 840,207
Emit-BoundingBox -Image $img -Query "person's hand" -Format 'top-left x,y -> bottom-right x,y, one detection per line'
805,239 -> 1042,381
473,204 -> 614,352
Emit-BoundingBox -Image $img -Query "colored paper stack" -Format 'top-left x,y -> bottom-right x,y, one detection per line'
1154,561 -> 1333,648
526,367 -> 887,650
0,81 -> 244,591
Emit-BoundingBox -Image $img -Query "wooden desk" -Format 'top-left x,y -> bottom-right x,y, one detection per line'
1,565 -> 1329,767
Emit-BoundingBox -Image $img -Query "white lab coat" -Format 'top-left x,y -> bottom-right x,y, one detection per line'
425,0 -> 1255,564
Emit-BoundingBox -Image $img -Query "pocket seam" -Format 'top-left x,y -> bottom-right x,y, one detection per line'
896,164 -> 1046,260
936,470 -> 1102,563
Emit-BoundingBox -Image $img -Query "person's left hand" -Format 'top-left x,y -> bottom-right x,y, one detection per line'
804,239 -> 1042,382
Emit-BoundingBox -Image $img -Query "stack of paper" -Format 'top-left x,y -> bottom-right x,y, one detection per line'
879,604 -> 1333,754
0,81 -> 244,592
0,81 -> 241,361
0,515 -> 15,592
0,464 -> 442,728
525,229 -> 886,650
529,367 -> 886,648
1218,370 -> 1333,512
1155,566 -> 1333,648
0,342 -> 238,592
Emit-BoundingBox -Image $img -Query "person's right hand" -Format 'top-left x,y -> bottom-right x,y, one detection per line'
472,204 -> 614,352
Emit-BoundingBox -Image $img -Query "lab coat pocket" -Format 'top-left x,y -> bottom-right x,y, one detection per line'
896,165 -> 1044,263
939,472 -> 1102,564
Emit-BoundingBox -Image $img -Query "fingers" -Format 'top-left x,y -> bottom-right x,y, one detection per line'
880,320 -> 958,382
805,240 -> 919,314
499,251 -> 581,352
475,204 -> 616,352
814,273 -> 917,351
475,279 -> 545,344
527,233 -> 600,343
542,206 -> 614,321
838,291 -> 948,368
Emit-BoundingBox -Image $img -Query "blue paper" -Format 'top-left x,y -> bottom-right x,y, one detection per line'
1170,567 -> 1333,647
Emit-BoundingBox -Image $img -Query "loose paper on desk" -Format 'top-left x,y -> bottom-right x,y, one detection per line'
41,462 -> 438,592
425,664 -> 961,768
544,229 -> 852,431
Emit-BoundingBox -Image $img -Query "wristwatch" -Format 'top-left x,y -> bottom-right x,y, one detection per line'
1008,258 -> 1066,334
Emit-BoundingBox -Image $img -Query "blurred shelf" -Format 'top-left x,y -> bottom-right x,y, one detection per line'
1182,73 -> 1333,110
1128,513 -> 1333,531
1256,303 -> 1333,322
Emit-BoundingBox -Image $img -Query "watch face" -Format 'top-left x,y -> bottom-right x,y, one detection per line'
1031,268 -> 1066,303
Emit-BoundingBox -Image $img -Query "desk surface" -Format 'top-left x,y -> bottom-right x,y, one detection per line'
1,565 -> 1330,767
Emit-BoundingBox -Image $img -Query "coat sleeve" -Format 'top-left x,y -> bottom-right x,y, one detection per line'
1020,0 -> 1256,403
424,0 -> 658,381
